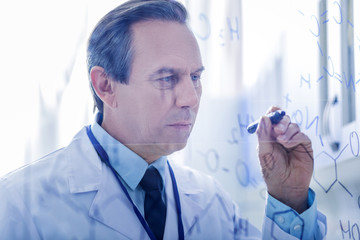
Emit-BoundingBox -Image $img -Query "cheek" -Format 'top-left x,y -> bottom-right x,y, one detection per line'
146,90 -> 175,112
138,92 -> 174,126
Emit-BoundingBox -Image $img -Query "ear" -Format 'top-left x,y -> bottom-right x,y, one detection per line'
90,66 -> 117,109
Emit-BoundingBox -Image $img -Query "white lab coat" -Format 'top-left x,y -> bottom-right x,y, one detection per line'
0,127 -> 326,239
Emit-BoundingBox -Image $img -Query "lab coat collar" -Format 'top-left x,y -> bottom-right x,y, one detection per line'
67,127 -> 102,193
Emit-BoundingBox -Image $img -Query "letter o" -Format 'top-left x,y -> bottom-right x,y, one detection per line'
349,131 -> 359,157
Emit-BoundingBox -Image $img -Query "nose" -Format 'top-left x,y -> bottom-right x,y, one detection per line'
174,76 -> 201,109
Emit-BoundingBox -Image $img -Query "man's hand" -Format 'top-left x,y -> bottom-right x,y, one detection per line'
257,106 -> 314,214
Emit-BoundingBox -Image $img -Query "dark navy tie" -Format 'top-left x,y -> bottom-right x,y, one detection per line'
140,167 -> 167,240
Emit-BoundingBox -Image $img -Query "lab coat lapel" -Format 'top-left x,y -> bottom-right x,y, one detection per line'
67,128 -> 148,239
180,187 -> 207,236
169,164 -> 209,237
88,167 -> 148,239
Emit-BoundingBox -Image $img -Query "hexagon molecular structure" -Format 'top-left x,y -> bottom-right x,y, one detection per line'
313,151 -> 337,193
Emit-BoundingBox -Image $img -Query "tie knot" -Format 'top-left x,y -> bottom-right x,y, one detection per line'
140,167 -> 163,192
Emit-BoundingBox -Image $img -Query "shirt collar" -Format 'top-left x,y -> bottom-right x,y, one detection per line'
90,114 -> 167,190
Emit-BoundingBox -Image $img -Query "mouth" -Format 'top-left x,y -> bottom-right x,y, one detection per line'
168,122 -> 192,130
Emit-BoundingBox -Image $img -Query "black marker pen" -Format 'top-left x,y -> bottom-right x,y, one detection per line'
247,110 -> 286,134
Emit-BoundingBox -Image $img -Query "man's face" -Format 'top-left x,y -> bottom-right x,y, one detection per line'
109,20 -> 203,160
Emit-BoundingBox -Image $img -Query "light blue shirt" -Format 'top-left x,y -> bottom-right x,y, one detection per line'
266,189 -> 319,239
92,117 -> 320,239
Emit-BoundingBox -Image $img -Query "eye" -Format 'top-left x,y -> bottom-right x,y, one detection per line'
191,74 -> 202,87
153,75 -> 178,89
161,76 -> 174,82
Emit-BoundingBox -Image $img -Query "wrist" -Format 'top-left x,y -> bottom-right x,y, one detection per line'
268,188 -> 308,214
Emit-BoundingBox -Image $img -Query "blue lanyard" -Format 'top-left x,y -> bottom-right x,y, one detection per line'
86,125 -> 184,240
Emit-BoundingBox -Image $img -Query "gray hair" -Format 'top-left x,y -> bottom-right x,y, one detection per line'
87,0 -> 188,113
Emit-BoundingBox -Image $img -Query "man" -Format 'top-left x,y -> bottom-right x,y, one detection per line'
0,0 -> 326,239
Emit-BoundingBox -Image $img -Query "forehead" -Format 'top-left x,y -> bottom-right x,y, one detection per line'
131,20 -> 202,70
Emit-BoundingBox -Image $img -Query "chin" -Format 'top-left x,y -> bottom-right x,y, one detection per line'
173,142 -> 187,151
161,141 -> 188,155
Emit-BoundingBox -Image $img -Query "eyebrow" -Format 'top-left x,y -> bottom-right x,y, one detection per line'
149,66 -> 205,78
193,66 -> 205,74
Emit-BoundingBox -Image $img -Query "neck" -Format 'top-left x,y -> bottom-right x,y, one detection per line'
126,144 -> 161,164
101,116 -> 161,164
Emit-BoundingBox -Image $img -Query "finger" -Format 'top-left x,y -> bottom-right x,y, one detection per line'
281,132 -> 314,163
265,105 -> 281,115
275,121 -> 299,141
273,115 -> 291,136
277,125 -> 311,150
